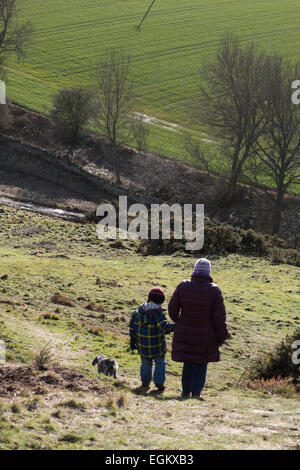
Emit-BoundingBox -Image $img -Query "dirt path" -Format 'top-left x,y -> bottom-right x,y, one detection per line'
0,196 -> 84,221
133,112 -> 218,144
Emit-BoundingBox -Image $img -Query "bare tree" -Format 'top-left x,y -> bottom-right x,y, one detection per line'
0,98 -> 11,130
131,114 -> 150,154
95,49 -> 134,184
256,57 -> 300,234
0,0 -> 33,73
183,132 -> 211,176
0,1 -> 33,129
193,35 -> 270,203
51,87 -> 95,144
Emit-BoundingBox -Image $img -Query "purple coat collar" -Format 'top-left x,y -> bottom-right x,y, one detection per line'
191,272 -> 213,283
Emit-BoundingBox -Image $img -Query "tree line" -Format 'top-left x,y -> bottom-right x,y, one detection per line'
189,35 -> 300,234
0,0 -> 299,234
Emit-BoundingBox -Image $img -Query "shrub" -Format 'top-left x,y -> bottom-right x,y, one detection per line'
246,328 -> 300,385
33,342 -> 54,370
271,248 -> 300,267
51,87 -> 95,144
81,204 -> 298,265
131,114 -> 150,153
240,229 -> 267,255
271,249 -> 284,265
139,237 -> 184,256
139,223 -> 241,256
204,224 -> 240,254
245,377 -> 296,398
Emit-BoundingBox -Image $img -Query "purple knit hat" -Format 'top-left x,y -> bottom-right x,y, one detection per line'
193,258 -> 211,276
148,287 -> 165,304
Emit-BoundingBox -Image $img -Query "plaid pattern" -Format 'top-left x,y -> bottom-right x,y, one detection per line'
130,303 -> 175,358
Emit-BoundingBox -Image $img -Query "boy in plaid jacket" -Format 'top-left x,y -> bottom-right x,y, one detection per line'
129,287 -> 175,392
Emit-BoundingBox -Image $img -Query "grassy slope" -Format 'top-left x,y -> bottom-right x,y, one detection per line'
0,207 -> 299,449
4,0 -> 300,191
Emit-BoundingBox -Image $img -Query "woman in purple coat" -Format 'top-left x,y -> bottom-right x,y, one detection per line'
168,258 -> 228,399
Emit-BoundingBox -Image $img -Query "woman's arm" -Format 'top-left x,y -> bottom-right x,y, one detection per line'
212,288 -> 228,345
168,285 -> 182,322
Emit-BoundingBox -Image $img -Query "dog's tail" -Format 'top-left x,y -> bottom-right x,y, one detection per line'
92,356 -> 98,366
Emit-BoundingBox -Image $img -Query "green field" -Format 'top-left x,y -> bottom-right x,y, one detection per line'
0,207 -> 299,449
5,0 -> 300,178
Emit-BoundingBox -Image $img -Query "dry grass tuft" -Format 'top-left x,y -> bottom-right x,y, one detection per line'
51,293 -> 76,307
33,342 -> 54,370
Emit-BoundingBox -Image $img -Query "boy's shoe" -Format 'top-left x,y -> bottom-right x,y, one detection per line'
181,392 -> 190,399
154,383 -> 165,392
134,384 -> 150,395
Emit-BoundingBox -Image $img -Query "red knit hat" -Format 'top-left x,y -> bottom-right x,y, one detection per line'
148,287 -> 165,304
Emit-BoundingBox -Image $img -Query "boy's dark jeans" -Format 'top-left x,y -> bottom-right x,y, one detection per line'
140,355 -> 166,387
182,362 -> 208,396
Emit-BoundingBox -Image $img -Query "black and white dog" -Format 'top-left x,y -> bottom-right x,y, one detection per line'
92,354 -> 119,379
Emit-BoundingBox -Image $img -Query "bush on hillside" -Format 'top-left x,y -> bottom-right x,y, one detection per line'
271,248 -> 300,267
138,237 -> 184,256
33,342 -> 54,370
240,229 -> 268,256
139,223 -> 244,256
82,207 -> 299,265
204,224 -> 240,254
246,328 -> 300,385
245,376 -> 296,398
51,87 -> 95,144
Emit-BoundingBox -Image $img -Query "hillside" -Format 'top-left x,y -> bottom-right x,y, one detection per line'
0,207 -> 299,450
1,103 -> 300,248
5,0 -> 300,171
0,0 -> 299,452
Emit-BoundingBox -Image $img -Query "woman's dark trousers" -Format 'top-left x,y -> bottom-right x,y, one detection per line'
182,362 -> 208,396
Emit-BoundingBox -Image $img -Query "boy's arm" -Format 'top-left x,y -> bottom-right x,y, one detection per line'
156,312 -> 175,335
129,315 -> 135,338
